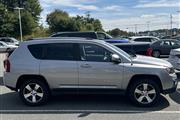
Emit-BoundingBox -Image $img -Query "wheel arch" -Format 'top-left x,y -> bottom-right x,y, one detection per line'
126,74 -> 163,93
16,75 -> 50,92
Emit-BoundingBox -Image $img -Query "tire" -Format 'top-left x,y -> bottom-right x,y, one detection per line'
128,78 -> 160,107
19,79 -> 50,106
152,51 -> 160,58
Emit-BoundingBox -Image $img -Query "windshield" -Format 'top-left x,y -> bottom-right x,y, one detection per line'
11,38 -> 19,42
105,33 -> 113,39
105,42 -> 132,60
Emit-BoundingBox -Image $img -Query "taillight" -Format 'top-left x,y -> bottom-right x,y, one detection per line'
146,48 -> 153,56
4,59 -> 10,72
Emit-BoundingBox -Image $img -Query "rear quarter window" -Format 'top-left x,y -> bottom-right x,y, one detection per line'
28,44 -> 44,59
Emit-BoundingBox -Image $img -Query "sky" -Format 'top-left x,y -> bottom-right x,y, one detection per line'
39,0 -> 180,32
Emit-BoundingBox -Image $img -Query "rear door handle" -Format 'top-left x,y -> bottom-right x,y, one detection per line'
80,64 -> 91,68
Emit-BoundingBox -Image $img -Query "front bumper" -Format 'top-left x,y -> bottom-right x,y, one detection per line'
162,80 -> 178,94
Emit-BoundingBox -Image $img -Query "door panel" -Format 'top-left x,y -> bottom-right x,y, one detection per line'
160,41 -> 171,55
78,43 -> 123,89
40,60 -> 78,88
78,61 -> 123,89
39,43 -> 79,89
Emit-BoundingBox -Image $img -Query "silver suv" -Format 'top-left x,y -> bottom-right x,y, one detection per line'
3,38 -> 178,107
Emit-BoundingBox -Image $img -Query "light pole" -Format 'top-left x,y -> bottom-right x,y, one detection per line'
14,7 -> 24,42
146,21 -> 150,35
177,11 -> 180,29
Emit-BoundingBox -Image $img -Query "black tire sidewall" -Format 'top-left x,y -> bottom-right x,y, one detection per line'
19,79 -> 49,106
128,79 -> 160,107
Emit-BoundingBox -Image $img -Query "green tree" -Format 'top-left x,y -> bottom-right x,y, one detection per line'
107,28 -> 130,37
46,9 -> 73,33
47,9 -> 104,33
0,0 -> 42,38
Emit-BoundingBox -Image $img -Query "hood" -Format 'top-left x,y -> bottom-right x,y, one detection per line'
132,55 -> 172,68
170,48 -> 180,55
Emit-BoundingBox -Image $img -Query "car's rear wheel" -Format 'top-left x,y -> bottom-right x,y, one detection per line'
152,51 -> 160,58
19,79 -> 49,106
128,79 -> 160,107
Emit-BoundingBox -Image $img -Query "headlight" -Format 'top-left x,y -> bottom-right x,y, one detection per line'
165,67 -> 175,74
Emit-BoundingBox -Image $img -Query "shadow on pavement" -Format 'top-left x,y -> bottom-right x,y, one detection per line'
169,89 -> 180,104
0,77 -> 3,86
0,91 -> 170,114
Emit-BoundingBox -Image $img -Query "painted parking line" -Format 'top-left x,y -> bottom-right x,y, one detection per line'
0,110 -> 180,114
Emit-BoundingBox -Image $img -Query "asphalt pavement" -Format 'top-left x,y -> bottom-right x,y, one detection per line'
0,54 -> 180,120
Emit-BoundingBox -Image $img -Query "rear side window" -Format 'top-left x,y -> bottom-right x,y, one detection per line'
44,43 -> 75,60
28,43 -> 76,60
28,44 -> 44,59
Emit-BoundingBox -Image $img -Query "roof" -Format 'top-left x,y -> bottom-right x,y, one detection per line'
130,36 -> 159,39
21,37 -> 106,45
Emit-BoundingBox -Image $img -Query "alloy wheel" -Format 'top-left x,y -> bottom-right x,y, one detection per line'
23,83 -> 44,103
134,83 -> 156,104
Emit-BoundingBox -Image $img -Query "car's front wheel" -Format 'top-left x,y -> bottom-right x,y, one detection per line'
19,79 -> 49,106
128,79 -> 160,107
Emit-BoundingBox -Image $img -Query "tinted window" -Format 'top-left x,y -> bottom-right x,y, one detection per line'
80,43 -> 112,62
134,38 -> 151,42
44,43 -> 75,60
0,38 -> 12,42
28,43 -> 76,60
28,44 -> 44,59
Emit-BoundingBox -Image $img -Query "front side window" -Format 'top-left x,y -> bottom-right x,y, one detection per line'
160,41 -> 171,46
80,43 -> 112,62
97,33 -> 106,40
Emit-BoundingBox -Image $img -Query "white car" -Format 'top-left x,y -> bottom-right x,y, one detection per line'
0,41 -> 18,53
130,36 -> 160,42
0,37 -> 19,46
168,48 -> 180,70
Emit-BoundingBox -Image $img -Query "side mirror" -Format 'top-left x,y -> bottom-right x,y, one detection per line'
111,54 -> 121,64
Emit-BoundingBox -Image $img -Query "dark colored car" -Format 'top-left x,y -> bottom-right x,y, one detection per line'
112,42 -> 152,56
172,35 -> 180,41
50,32 -> 129,43
151,39 -> 180,57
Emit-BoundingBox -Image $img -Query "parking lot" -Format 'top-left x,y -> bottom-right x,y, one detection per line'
0,54 -> 179,120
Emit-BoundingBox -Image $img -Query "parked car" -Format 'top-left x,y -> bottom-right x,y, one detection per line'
0,41 -> 18,53
130,36 -> 159,42
3,38 -> 178,107
51,32 -> 129,43
172,35 -> 180,41
112,42 -> 152,56
151,39 -> 180,58
0,37 -> 19,46
168,48 -> 180,70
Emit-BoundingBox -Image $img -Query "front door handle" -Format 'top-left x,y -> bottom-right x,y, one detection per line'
80,64 -> 91,68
